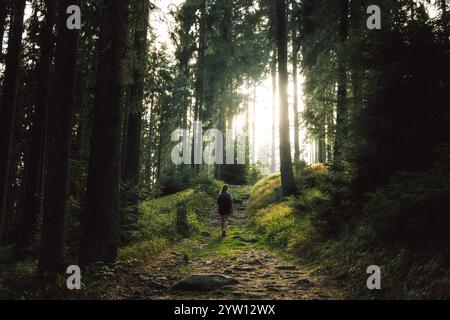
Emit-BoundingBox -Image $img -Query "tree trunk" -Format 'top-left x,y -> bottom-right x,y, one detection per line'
318,138 -> 326,163
252,85 -> 256,164
350,0 -> 363,124
442,0 -> 448,35
145,103 -> 154,184
0,0 -> 10,50
245,88 -> 250,165
214,106 -> 225,179
123,0 -> 149,190
120,85 -> 131,177
271,53 -> 277,173
276,0 -> 296,196
214,1 -> 232,180
122,0 -> 149,232
0,0 -> 26,239
17,0 -> 57,248
37,0 -> 80,275
291,0 -> 300,163
334,0 -> 349,165
195,0 -> 206,123
156,120 -> 163,182
191,2 -> 206,175
79,0 -> 130,266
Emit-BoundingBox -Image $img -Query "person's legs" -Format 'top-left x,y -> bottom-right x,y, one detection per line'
223,215 -> 229,232
220,214 -> 229,236
220,215 -> 225,232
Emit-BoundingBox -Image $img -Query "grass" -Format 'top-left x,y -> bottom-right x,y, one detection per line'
248,174 -> 283,213
248,166 -> 326,252
247,165 -> 450,299
0,178 -> 251,299
198,228 -> 263,258
118,188 -> 214,264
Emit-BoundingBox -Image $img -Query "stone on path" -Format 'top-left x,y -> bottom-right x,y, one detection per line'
296,279 -> 312,287
265,285 -> 282,292
275,265 -> 296,271
244,259 -> 262,265
170,274 -> 238,292
232,235 -> 258,243
145,280 -> 168,290
233,266 -> 256,272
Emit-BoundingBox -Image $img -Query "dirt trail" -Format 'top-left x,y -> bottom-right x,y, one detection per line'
97,187 -> 345,300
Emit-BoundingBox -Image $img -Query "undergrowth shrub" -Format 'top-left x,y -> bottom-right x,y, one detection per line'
249,156 -> 450,298
363,167 -> 450,252
248,174 -> 282,213
118,188 -> 212,264
192,174 -> 223,198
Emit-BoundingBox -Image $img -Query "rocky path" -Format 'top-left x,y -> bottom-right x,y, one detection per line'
97,187 -> 344,300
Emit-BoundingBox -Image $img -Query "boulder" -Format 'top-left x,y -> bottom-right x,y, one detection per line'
233,266 -> 256,272
145,280 -> 168,290
296,279 -> 312,287
275,265 -> 296,271
232,235 -> 258,243
170,274 -> 238,292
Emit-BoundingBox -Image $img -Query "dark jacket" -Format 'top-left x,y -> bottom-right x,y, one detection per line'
217,191 -> 233,215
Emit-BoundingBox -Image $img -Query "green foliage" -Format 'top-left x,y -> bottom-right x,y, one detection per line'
249,167 -> 326,250
221,164 -> 248,185
248,174 -> 283,213
246,164 -> 263,185
158,166 -> 193,195
362,164 -> 450,251
293,159 -> 308,173
118,188 -> 213,264
249,160 -> 450,299
255,202 -> 298,248
0,259 -> 87,300
198,228 -> 262,258
192,173 -> 223,198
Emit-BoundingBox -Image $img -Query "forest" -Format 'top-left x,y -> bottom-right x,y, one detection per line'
0,0 -> 448,300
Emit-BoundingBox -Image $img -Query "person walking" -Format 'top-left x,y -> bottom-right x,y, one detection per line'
217,185 -> 233,236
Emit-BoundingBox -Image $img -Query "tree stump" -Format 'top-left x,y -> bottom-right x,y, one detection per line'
176,203 -> 189,237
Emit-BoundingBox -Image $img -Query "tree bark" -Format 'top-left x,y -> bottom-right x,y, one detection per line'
17,0 -> 57,248
245,87 -> 250,165
191,2 -> 206,174
37,0 -> 80,275
145,103 -> 154,184
0,0 -> 26,238
195,0 -> 206,123
350,0 -> 363,122
123,0 -> 149,189
318,138 -> 326,163
0,0 -> 10,51
271,53 -> 277,173
214,1 -> 232,180
334,0 -> 349,165
122,0 -> 149,230
79,0 -> 130,265
276,0 -> 296,196
442,0 -> 448,35
291,0 -> 300,163
252,85 -> 256,164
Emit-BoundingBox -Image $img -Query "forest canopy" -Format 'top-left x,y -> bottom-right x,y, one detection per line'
0,0 -> 448,300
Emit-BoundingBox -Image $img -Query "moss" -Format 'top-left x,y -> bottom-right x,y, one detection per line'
198,228 -> 263,258
248,174 -> 282,213
118,188 -> 214,264
248,165 -> 450,299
